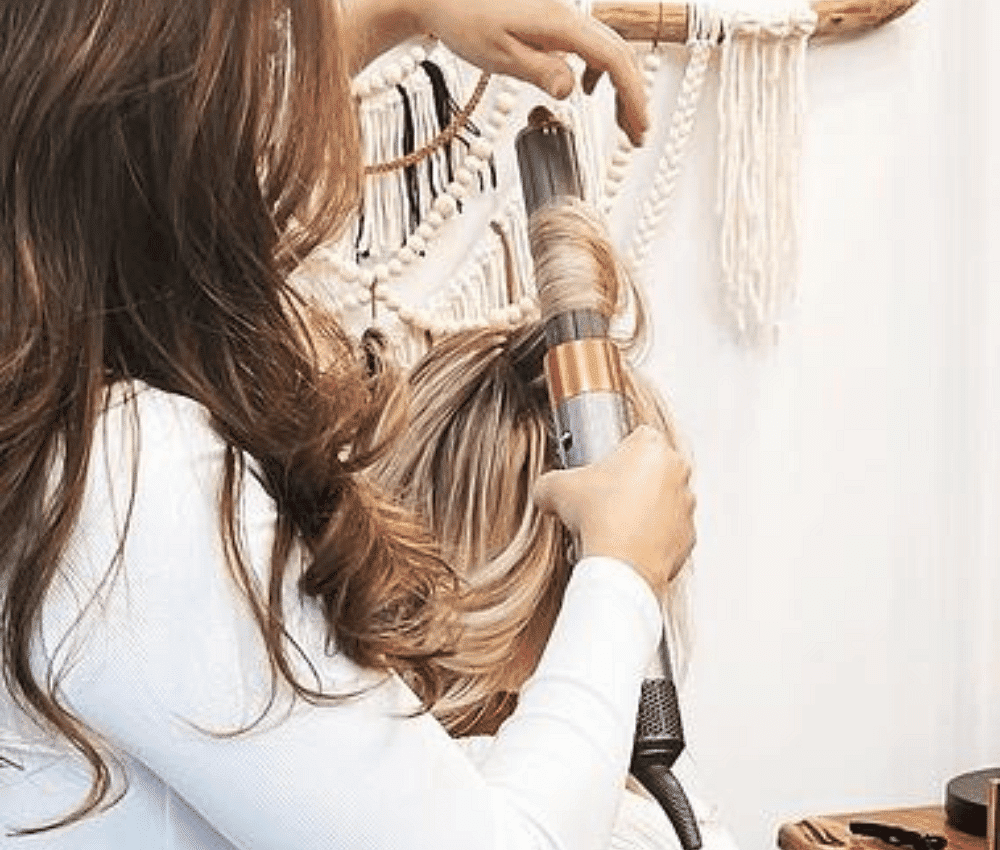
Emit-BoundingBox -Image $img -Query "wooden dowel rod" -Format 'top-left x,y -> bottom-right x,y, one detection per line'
592,0 -> 920,43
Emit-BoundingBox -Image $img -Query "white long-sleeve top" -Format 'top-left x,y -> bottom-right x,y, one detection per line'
0,383 -> 666,850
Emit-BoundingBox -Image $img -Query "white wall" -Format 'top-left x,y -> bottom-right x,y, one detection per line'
340,6 -> 997,844
606,2 -> 1000,846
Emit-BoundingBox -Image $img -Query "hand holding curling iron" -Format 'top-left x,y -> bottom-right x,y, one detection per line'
534,425 -> 696,598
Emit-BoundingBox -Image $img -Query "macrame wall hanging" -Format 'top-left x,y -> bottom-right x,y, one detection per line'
715,0 -> 816,344
292,0 -> 919,359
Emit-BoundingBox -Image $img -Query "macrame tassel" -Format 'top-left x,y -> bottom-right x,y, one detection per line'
397,83 -> 421,235
422,59 -> 460,190
354,55 -> 489,262
716,0 -> 816,344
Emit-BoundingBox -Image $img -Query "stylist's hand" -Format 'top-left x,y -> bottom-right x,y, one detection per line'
533,426 -> 695,597
412,0 -> 649,145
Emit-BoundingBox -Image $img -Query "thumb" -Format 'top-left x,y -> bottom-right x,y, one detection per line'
532,466 -> 583,524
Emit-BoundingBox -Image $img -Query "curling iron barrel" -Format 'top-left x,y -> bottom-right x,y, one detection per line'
516,106 -> 702,850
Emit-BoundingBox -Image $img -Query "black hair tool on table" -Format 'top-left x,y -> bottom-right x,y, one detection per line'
515,105 -> 701,850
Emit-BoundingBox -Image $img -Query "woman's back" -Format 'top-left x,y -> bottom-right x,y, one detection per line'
1,384 -> 667,849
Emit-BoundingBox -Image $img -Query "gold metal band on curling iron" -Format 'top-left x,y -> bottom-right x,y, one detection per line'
543,338 -> 626,404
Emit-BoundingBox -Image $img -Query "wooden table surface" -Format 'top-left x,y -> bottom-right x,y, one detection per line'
778,805 -> 984,850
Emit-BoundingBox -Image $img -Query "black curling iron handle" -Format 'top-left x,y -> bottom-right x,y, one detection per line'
632,677 -> 702,850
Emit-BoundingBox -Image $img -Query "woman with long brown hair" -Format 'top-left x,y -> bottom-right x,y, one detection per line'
0,1 -> 695,848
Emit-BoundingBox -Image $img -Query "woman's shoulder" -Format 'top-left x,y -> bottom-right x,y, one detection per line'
98,381 -> 222,464
86,380 -> 271,555
59,381 -> 274,606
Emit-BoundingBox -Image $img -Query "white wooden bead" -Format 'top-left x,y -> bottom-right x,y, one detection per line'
487,111 -> 505,129
643,52 -> 662,72
408,234 -> 427,253
416,223 -> 434,240
367,72 -> 384,92
388,259 -> 403,277
373,263 -> 389,283
464,155 -> 485,174
360,267 -> 376,287
434,194 -> 457,218
382,290 -> 401,310
447,181 -> 468,200
426,211 -> 444,228
401,55 -> 417,75
470,138 -> 492,160
398,246 -> 416,264
398,305 -> 414,324
495,92 -> 517,114
339,262 -> 360,282
606,165 -> 626,183
383,63 -> 403,87
455,167 -> 475,187
410,45 -> 428,64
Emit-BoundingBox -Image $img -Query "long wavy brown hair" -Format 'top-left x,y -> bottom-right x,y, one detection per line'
0,0 -> 457,832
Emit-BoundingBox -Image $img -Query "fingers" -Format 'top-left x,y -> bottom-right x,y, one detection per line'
511,14 -> 649,144
574,17 -> 649,143
532,466 -> 582,523
499,34 -> 576,99
421,1 -> 648,144
533,426 -> 696,596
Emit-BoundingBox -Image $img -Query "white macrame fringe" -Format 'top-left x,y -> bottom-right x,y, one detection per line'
356,58 -> 472,262
716,0 -> 816,344
355,195 -> 536,366
626,4 -> 719,273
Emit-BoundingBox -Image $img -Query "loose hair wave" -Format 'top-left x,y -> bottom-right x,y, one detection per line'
1,0 -> 456,832
367,320 -> 687,737
364,199 -> 687,736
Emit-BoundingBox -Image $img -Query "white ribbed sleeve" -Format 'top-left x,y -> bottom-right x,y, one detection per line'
7,384 -> 663,850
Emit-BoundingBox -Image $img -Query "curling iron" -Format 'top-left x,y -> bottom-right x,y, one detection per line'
515,106 -> 701,850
